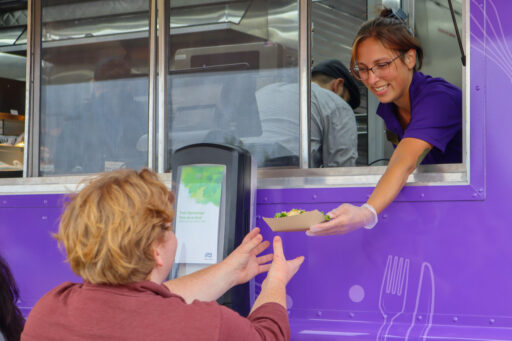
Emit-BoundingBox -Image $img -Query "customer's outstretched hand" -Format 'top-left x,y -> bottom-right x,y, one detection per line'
265,236 -> 304,287
223,227 -> 273,286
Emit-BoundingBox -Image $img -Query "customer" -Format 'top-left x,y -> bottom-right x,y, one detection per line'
0,254 -> 24,341
22,168 -> 303,341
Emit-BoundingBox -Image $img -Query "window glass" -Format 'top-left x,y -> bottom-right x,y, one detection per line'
40,0 -> 149,176
0,0 -> 466,183
311,1 -> 367,167
167,0 -> 300,169
0,5 -> 26,179
415,0 -> 463,88
311,0 -> 463,169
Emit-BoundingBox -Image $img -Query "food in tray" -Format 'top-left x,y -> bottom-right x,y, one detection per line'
264,209 -> 330,232
274,209 -> 330,221
274,209 -> 305,218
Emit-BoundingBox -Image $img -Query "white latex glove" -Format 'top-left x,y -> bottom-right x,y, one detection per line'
306,203 -> 378,236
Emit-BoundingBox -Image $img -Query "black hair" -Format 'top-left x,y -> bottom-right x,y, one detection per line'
0,255 -> 24,341
311,59 -> 361,109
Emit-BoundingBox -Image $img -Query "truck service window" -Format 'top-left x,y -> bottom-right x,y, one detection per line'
166,1 -> 300,170
310,0 -> 463,169
38,1 -> 150,176
0,0 -> 468,194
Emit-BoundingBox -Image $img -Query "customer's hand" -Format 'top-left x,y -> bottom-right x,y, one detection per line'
306,203 -> 378,236
223,227 -> 273,286
265,236 -> 304,287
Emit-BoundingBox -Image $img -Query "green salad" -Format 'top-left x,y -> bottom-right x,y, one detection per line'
274,209 -> 330,221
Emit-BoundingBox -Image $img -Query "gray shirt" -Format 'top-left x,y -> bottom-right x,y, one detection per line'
253,82 -> 357,167
310,82 -> 357,167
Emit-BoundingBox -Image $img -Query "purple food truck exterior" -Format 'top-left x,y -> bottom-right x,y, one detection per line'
1,0 -> 512,340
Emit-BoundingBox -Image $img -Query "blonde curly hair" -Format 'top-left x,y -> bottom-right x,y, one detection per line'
55,168 -> 174,285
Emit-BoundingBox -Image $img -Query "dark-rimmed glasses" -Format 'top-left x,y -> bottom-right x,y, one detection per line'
352,55 -> 400,81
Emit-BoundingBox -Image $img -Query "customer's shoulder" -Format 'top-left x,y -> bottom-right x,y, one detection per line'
24,282 -> 78,331
38,281 -> 78,298
31,282 -> 78,309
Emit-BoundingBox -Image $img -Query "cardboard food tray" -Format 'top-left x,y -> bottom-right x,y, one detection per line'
263,210 -> 326,232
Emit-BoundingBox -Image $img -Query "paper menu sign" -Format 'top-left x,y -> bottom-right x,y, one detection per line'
263,210 -> 326,232
174,164 -> 225,264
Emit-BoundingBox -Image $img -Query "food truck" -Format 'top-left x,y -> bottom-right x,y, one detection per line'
1,0 -> 511,339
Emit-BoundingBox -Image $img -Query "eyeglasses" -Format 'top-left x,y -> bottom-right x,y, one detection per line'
352,55 -> 400,81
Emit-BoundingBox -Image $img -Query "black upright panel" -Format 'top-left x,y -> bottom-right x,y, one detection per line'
171,143 -> 253,316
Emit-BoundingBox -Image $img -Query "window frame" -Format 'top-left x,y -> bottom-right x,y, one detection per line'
0,0 -> 483,203
258,0 -> 482,204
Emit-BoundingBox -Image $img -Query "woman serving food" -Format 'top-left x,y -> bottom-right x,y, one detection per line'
308,8 -> 462,236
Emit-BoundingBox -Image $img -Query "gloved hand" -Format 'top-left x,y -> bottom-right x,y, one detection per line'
306,203 -> 378,236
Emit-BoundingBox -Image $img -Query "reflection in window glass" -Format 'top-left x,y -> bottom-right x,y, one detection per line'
0,52 -> 25,178
416,0 -> 462,89
40,1 -> 149,176
312,1 -> 367,167
167,1 -> 299,169
0,2 -> 27,178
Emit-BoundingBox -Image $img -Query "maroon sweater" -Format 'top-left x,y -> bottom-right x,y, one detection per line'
21,281 -> 290,341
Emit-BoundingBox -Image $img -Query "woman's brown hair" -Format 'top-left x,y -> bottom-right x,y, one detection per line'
55,168 -> 175,285
350,8 -> 423,72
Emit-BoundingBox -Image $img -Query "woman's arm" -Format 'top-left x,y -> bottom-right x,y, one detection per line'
307,137 -> 432,236
164,228 -> 273,303
368,137 -> 432,213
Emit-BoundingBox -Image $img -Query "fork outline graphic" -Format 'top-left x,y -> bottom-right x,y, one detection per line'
376,255 -> 410,341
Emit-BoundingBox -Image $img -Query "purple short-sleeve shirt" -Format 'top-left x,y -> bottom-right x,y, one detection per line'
377,71 -> 462,164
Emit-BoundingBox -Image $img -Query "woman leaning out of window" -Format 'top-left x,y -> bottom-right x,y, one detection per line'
308,8 -> 462,236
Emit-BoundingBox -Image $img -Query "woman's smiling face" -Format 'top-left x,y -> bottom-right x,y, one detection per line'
355,37 -> 416,106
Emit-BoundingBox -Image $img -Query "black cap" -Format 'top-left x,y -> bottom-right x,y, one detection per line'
312,59 -> 361,109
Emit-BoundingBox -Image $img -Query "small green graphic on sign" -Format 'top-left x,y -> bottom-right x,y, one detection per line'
180,165 -> 224,206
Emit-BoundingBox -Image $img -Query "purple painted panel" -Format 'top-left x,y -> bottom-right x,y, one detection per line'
257,184 -> 485,205
256,199 -> 512,339
0,195 -> 80,317
252,0 -> 512,339
0,193 -> 65,208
